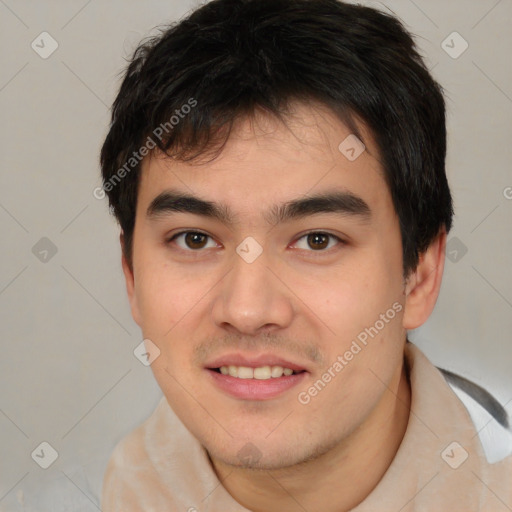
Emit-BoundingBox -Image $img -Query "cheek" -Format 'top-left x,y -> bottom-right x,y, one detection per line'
317,263 -> 397,338
134,258 -> 214,378
136,259 -> 206,333
295,307 -> 405,433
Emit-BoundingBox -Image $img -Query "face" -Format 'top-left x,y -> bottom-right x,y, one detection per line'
123,102 -> 409,470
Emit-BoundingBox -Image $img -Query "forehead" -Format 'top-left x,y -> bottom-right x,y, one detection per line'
137,101 -> 390,223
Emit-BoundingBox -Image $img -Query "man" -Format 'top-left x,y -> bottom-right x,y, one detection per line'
99,0 -> 512,510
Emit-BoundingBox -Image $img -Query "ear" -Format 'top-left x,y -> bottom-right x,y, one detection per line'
402,227 -> 447,330
120,231 -> 142,327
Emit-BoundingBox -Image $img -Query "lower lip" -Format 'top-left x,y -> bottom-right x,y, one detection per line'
206,369 -> 308,400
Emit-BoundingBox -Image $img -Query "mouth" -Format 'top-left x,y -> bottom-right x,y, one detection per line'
204,355 -> 309,400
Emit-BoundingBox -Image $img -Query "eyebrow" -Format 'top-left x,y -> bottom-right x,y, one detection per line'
146,189 -> 372,225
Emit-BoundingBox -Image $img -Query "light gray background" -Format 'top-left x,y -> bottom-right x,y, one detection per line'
0,0 -> 511,510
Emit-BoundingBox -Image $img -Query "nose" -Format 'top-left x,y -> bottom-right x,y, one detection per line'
210,247 -> 294,336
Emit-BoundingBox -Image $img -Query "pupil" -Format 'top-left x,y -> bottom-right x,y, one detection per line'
186,232 -> 206,249
309,233 -> 328,250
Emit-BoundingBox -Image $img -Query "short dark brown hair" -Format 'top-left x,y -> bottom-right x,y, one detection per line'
100,0 -> 453,278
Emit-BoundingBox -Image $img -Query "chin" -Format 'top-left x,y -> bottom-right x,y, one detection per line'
210,445 -> 304,471
202,430 -> 320,471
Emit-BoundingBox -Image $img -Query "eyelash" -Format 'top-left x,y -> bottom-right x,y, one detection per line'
165,230 -> 345,255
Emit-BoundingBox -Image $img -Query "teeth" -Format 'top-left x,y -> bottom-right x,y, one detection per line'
238,366 -> 254,379
254,366 -> 271,379
271,366 -> 283,378
218,365 -> 298,379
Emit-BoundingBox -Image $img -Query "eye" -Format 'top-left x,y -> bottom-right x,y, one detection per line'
293,232 -> 344,252
167,231 -> 218,251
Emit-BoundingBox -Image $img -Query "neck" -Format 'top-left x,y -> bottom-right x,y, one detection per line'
209,357 -> 411,512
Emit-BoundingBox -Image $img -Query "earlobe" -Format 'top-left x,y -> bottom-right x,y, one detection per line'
120,232 -> 142,327
402,227 -> 447,330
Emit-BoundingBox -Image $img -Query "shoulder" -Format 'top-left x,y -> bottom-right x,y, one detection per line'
101,397 -> 177,511
438,367 -> 512,464
101,423 -> 155,509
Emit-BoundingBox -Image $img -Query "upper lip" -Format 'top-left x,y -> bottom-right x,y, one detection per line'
205,353 -> 309,372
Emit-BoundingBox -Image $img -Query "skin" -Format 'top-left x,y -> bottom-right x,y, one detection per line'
121,101 -> 446,512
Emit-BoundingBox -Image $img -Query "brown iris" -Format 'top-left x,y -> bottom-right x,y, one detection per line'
184,232 -> 208,249
307,233 -> 329,250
